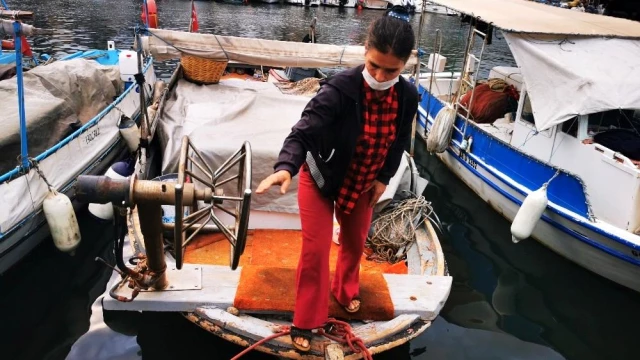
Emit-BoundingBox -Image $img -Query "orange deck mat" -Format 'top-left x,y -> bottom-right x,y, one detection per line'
233,265 -> 395,321
184,229 -> 409,274
184,230 -> 403,320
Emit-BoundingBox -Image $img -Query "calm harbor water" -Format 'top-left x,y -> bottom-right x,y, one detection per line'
1,1 -> 639,359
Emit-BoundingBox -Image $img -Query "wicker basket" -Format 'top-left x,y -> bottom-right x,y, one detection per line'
181,55 -> 228,84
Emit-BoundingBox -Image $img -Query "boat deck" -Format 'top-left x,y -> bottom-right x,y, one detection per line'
104,225 -> 451,322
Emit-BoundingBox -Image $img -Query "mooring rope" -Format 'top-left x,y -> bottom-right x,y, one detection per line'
366,195 -> 439,264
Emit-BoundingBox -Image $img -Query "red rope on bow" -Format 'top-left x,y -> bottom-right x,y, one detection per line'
230,326 -> 291,360
319,318 -> 373,360
232,318 -> 372,360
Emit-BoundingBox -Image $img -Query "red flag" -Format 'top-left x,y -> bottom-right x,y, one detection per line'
20,36 -> 33,57
189,1 -> 199,33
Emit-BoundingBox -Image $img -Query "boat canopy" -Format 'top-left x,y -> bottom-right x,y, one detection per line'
431,0 -> 640,38
505,33 -> 640,131
431,0 -> 640,131
140,29 -> 419,69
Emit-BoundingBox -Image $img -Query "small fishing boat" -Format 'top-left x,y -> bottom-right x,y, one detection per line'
75,25 -> 452,359
0,19 -> 157,274
360,0 -> 391,10
414,0 -> 640,292
415,0 -> 457,15
321,0 -> 357,7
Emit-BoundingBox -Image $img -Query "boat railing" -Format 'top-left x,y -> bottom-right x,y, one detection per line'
453,25 -> 488,140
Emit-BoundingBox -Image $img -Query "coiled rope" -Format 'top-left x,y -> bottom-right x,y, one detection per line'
366,194 -> 439,264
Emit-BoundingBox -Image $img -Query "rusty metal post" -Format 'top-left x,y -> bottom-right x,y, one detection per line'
137,203 -> 169,290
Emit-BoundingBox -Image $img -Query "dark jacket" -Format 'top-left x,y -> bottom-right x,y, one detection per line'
274,64 -> 419,198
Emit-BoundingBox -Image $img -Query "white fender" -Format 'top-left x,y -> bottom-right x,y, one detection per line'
510,185 -> 548,243
118,115 -> 140,153
426,107 -> 456,153
43,189 -> 81,254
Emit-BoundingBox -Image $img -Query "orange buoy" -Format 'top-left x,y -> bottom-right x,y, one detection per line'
141,0 -> 159,28
1,39 -> 14,50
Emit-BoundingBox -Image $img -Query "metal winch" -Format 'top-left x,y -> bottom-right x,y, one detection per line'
76,136 -> 252,301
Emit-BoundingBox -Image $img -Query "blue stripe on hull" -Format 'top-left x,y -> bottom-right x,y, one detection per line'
418,88 -> 590,218
443,147 -> 640,266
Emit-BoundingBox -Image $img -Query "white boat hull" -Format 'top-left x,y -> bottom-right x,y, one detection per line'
414,131 -> 640,292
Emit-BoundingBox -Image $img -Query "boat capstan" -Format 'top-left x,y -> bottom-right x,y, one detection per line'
75,135 -> 252,301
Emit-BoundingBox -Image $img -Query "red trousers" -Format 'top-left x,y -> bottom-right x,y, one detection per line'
293,165 -> 373,329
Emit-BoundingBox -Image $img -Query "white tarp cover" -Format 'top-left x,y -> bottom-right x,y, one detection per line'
158,79 -> 419,214
0,59 -> 121,173
0,63 -> 152,238
158,79 -> 308,214
504,33 -> 640,131
142,29 -> 418,69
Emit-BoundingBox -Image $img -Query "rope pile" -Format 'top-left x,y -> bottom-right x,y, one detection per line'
366,195 -> 439,264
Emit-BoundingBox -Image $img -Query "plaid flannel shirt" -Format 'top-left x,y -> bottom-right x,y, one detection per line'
336,80 -> 398,214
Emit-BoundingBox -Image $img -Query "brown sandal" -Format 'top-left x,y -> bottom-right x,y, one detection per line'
290,326 -> 312,352
344,296 -> 361,313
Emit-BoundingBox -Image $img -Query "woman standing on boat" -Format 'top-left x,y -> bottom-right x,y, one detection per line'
256,6 -> 417,352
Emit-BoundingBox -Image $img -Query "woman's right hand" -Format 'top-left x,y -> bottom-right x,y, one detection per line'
256,170 -> 292,195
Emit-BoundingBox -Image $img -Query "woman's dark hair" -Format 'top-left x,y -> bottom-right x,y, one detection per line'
366,6 -> 415,62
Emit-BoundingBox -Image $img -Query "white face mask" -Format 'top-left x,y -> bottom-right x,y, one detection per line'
362,67 -> 399,91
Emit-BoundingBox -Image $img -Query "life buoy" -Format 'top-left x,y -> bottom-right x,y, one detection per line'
1,39 -> 14,50
141,0 -> 159,28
